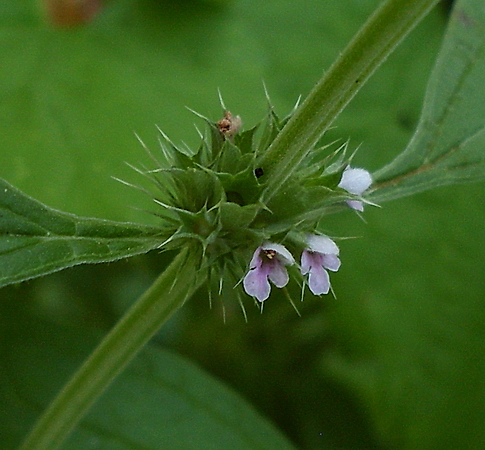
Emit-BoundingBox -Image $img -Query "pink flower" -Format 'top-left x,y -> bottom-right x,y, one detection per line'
338,166 -> 372,211
243,242 -> 294,302
301,234 -> 340,295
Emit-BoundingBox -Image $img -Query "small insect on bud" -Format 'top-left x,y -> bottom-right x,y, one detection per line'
217,111 -> 242,140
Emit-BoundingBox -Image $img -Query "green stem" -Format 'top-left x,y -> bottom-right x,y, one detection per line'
18,246 -> 204,450
258,0 -> 440,204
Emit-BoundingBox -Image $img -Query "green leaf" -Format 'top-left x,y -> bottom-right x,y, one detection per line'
0,313 -> 297,450
324,181 -> 485,449
0,178 -> 162,288
371,0 -> 485,202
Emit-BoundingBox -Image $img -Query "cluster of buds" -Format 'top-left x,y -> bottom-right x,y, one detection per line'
131,104 -> 372,308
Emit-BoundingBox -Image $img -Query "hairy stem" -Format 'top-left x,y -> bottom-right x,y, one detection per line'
258,0 -> 440,204
19,246 -> 204,450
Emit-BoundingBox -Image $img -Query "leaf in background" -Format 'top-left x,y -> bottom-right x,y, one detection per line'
0,312 -> 297,450
371,0 -> 485,202
323,180 -> 485,449
0,178 -> 162,288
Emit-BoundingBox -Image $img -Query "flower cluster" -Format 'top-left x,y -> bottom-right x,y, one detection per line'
242,166 -> 371,302
131,104 -> 373,309
243,234 -> 340,302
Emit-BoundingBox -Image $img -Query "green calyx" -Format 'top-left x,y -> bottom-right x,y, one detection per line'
135,105 -> 357,262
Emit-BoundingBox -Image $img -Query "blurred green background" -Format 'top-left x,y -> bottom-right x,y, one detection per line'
3,0 -> 485,449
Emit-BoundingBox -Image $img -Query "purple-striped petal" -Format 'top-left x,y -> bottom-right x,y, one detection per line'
346,199 -> 364,211
301,235 -> 340,296
321,253 -> 341,272
243,242 -> 294,302
307,263 -> 330,295
243,266 -> 271,302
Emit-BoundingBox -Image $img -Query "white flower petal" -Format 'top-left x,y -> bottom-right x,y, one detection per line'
306,234 -> 339,256
338,167 -> 372,195
261,242 -> 295,265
